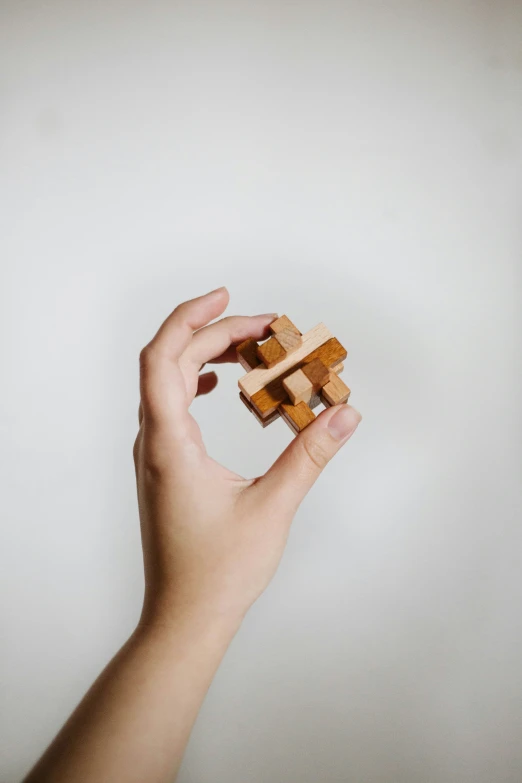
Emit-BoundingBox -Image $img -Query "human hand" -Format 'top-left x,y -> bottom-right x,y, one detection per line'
22,287 -> 362,783
134,287 -> 361,628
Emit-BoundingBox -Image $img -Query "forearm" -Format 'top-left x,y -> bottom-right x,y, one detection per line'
23,605 -> 240,783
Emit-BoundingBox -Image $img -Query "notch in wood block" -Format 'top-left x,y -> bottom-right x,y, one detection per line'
236,337 -> 262,371
269,315 -> 301,336
321,373 -> 351,406
274,327 -> 302,354
256,335 -> 286,368
280,401 -> 316,434
282,368 -> 313,405
302,358 -> 329,391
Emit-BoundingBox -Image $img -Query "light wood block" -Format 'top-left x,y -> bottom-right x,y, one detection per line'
275,327 -> 302,354
269,315 -> 301,336
302,358 -> 329,390
239,323 -> 333,400
321,373 -> 351,406
280,401 -> 316,434
236,337 -> 262,371
282,368 -> 313,405
331,362 -> 344,374
249,337 -> 347,418
256,336 -> 286,368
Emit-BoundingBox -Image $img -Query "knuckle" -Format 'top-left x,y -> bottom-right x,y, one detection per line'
132,435 -> 140,465
301,436 -> 331,471
139,344 -> 154,370
134,433 -> 167,479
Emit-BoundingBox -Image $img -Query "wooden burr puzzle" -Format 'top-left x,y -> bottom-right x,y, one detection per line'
237,315 -> 351,434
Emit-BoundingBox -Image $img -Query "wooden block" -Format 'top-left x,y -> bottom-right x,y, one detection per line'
282,368 -> 313,405
239,323 -> 333,400
280,401 -> 316,434
256,336 -> 286,368
269,315 -> 301,336
236,338 -> 262,371
274,327 -> 302,354
331,362 -> 344,374
249,338 -> 347,418
302,358 -> 329,390
321,373 -> 351,406
239,392 -> 280,427
301,337 -> 347,372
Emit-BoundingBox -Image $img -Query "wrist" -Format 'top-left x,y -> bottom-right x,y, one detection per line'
138,590 -> 245,644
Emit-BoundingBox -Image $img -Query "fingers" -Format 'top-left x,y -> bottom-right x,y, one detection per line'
139,287 -> 229,427
151,287 -> 230,359
196,371 -> 218,396
186,314 -> 278,369
253,404 -> 362,515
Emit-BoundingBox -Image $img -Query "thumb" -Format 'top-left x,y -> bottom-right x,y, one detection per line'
255,404 -> 362,514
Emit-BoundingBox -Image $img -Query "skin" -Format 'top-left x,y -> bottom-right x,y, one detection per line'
23,287 -> 361,783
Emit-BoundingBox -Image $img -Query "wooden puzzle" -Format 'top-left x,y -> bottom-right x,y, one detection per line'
237,316 -> 351,434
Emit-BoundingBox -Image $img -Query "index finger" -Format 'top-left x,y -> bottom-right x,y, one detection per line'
140,287 -> 229,426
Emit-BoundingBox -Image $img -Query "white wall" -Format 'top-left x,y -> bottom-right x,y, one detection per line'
1,1 -> 521,781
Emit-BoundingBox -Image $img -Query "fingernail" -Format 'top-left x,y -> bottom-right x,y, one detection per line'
328,405 -> 362,441
256,312 -> 278,320
207,286 -> 228,296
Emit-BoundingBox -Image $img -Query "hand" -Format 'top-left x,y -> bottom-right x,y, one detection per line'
23,287 -> 362,783
134,287 -> 362,627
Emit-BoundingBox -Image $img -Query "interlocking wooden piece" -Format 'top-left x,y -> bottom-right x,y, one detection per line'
282,368 -> 313,405
321,372 -> 351,406
280,401 -> 316,434
269,315 -> 301,336
274,327 -> 302,354
239,392 -> 280,427
236,337 -> 262,371
256,335 -> 286,368
302,358 -> 329,391
249,337 -> 347,419
237,317 -> 351,435
240,323 -> 333,400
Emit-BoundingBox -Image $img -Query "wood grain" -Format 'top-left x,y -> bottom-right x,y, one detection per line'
239,323 -> 333,400
302,358 -> 330,390
239,392 -> 280,427
249,337 -> 347,417
236,337 -> 262,371
321,373 -> 351,406
269,315 -> 301,336
256,336 -> 286,368
280,401 -> 316,434
282,368 -> 313,405
274,327 -> 302,353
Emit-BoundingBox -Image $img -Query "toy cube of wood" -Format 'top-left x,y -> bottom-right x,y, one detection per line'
269,315 -> 301,337
302,358 -> 330,391
282,368 -> 313,405
237,316 -> 351,434
280,401 -> 316,434
321,372 -> 351,406
274,327 -> 302,354
256,335 -> 286,368
236,337 -> 262,371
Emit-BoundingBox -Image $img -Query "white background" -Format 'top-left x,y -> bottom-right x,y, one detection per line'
1,1 -> 521,781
